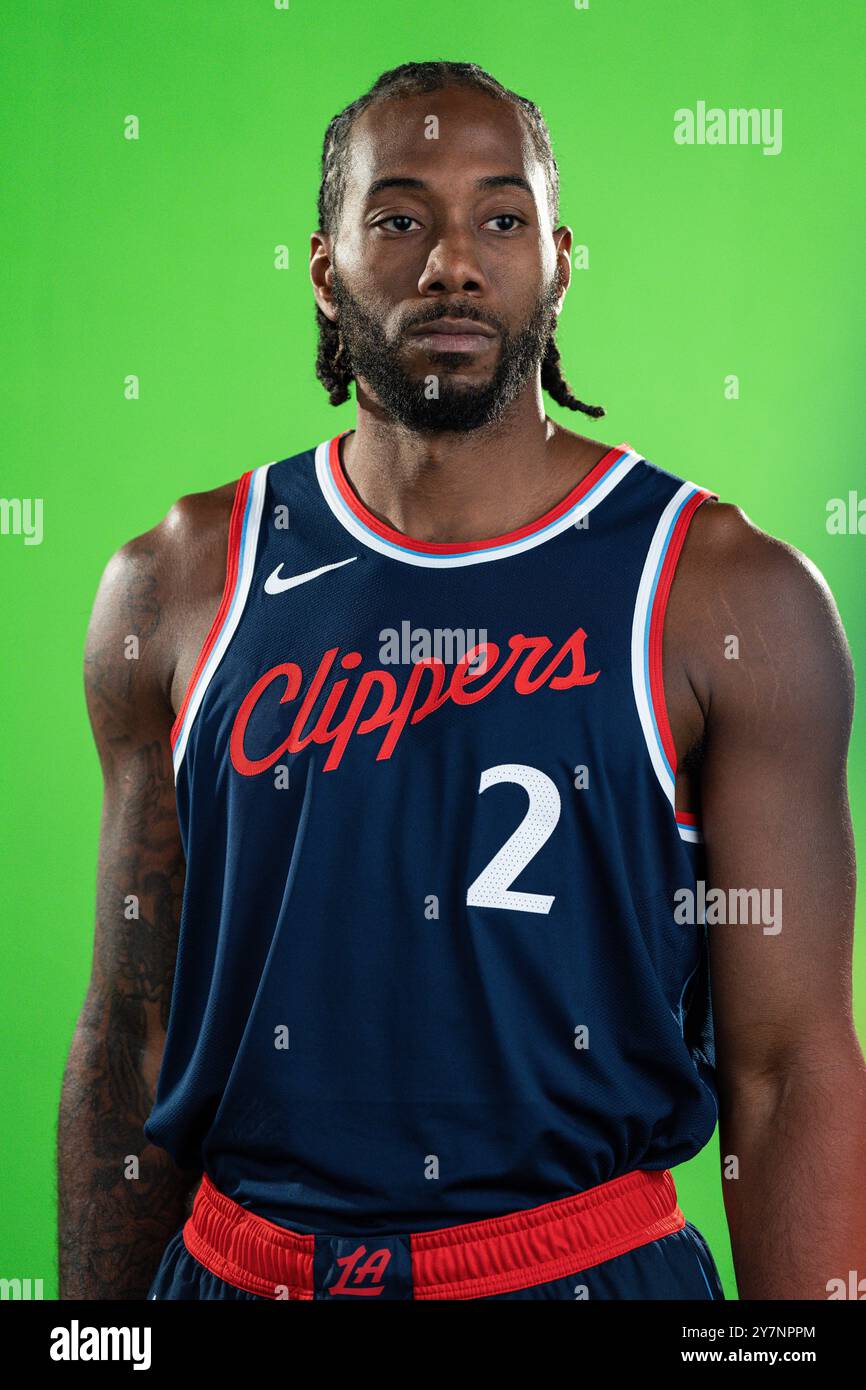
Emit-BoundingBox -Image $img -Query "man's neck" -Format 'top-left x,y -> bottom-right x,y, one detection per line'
340,386 -> 607,545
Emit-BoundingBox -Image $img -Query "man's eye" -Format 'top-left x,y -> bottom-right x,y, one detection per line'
377,216 -> 421,233
375,214 -> 525,234
484,214 -> 525,232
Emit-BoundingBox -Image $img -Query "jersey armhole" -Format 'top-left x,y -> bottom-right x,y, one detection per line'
631,484 -> 717,844
170,465 -> 269,776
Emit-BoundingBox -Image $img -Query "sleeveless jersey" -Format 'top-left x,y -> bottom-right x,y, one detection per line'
144,431 -> 720,1235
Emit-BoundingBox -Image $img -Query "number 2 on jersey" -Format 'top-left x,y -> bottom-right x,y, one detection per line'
466,764 -> 561,916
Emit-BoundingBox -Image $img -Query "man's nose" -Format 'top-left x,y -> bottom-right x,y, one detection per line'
417,228 -> 487,296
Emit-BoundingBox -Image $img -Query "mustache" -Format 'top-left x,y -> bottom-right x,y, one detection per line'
404,306 -> 503,333
331,273 -> 559,345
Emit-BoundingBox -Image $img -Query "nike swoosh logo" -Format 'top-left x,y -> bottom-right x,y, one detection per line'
264,556 -> 358,594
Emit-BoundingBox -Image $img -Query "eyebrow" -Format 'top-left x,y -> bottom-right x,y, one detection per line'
365,173 -> 535,200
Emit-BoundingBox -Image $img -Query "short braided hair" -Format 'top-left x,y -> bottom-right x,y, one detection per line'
315,61 -> 604,418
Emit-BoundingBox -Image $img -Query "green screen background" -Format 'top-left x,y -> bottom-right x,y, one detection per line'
1,0 -> 863,1300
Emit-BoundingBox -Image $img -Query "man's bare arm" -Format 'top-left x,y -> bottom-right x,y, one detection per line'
58,526 -> 200,1299
671,503 -> 866,1299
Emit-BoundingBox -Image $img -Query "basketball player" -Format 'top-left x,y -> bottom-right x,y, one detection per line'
58,63 -> 864,1301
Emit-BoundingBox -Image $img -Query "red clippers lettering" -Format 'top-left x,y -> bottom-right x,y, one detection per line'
230,626 -> 601,775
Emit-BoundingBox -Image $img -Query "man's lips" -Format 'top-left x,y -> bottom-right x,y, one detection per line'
407,318 -> 498,354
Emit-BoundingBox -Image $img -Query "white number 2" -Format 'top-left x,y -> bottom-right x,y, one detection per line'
466,764 -> 561,916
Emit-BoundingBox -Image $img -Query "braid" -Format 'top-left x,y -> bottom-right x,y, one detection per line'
315,305 -> 353,406
315,61 -> 604,419
540,338 -> 605,418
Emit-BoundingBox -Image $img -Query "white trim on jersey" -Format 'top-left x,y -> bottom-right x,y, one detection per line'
631,481 -> 706,846
314,437 -> 641,568
677,822 -> 703,846
172,462 -> 272,779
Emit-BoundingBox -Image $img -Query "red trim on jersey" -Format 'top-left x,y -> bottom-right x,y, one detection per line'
327,432 -> 628,555
675,810 -> 699,826
647,488 -> 715,774
182,1168 -> 685,1300
170,472 -> 252,749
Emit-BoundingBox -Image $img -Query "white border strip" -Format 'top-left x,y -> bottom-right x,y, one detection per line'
315,438 -> 640,568
172,462 -> 272,777
631,480 -> 705,844
677,822 -> 703,846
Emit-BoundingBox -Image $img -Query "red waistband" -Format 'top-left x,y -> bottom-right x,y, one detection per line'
183,1170 -> 685,1300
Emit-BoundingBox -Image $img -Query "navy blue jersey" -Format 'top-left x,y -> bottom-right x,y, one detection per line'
144,431 -> 719,1235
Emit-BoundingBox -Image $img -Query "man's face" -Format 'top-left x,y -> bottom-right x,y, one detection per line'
322,85 -> 569,433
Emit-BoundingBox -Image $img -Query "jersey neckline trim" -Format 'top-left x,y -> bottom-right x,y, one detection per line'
314,431 -> 640,568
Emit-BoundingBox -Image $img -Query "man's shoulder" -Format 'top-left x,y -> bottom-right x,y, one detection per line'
97,436 -> 321,626
683,498 -> 830,611
670,496 -> 853,718
86,478 -> 242,710
100,476 -> 239,606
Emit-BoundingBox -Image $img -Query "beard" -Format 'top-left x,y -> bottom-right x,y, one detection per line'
329,267 -> 561,433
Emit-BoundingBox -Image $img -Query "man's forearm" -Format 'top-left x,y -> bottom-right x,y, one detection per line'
57,1008 -> 196,1300
719,1047 -> 866,1300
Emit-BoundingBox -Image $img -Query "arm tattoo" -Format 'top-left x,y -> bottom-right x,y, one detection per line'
59,556 -> 199,1299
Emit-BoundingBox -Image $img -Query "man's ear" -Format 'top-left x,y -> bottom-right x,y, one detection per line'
310,232 -> 338,322
552,225 -> 573,311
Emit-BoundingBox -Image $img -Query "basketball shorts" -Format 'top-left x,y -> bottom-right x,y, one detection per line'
148,1168 -> 724,1302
